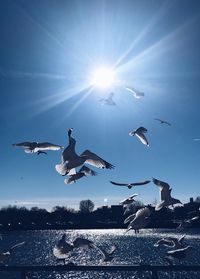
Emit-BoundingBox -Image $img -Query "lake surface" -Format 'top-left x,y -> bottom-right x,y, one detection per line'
0,228 -> 200,279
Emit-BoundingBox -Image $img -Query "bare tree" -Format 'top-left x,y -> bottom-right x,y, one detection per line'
79,199 -> 95,213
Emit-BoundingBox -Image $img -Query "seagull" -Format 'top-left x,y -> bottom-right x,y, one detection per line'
152,178 -> 182,211
55,129 -> 114,176
53,234 -> 74,264
64,165 -> 97,184
129,127 -> 149,146
119,194 -> 139,205
72,237 -> 96,250
0,241 -> 26,264
12,142 -> 64,154
97,244 -> 117,263
154,118 -> 171,126
165,246 -> 193,264
125,86 -> 144,99
154,235 -> 185,249
176,216 -> 200,230
99,92 -> 116,106
125,207 -> 151,234
110,180 -> 150,189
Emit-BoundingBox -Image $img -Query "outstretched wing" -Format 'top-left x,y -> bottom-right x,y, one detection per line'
135,131 -> 149,146
79,165 -> 97,176
36,142 -> 64,151
124,213 -> 136,224
110,181 -> 130,186
12,142 -> 32,147
152,177 -> 171,201
9,241 -> 26,252
155,118 -> 171,126
81,150 -> 114,169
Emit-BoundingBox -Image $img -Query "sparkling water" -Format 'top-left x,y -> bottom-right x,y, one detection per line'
0,228 -> 200,279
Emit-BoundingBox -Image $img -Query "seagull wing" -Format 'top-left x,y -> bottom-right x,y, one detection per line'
73,238 -> 96,249
110,181 -> 131,186
12,142 -> 38,152
135,207 -> 151,219
12,142 -> 32,148
81,150 -> 114,169
35,142 -> 64,151
79,165 -> 97,176
120,194 -> 138,205
108,244 -> 117,255
9,241 -> 26,252
130,180 -> 151,186
155,118 -> 171,126
135,131 -> 149,146
152,178 -> 171,201
124,213 -> 136,224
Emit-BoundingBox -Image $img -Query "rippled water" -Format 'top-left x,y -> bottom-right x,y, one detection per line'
0,229 -> 200,279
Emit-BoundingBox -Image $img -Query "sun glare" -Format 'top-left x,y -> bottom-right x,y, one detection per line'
91,67 -> 115,89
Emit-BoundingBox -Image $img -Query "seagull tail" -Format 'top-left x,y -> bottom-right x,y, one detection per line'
55,164 -> 67,175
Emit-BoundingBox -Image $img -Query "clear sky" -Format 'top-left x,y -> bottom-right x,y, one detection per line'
1,0 -> 200,210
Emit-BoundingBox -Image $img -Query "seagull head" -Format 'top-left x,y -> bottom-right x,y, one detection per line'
68,128 -> 73,138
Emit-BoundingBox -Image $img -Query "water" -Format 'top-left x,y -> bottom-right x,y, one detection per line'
0,228 -> 200,279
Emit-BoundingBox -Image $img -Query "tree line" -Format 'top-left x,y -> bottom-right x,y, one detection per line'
0,197 -> 200,230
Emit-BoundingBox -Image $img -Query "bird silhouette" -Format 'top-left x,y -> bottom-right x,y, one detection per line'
154,118 -> 171,126
99,92 -> 116,106
110,180 -> 150,189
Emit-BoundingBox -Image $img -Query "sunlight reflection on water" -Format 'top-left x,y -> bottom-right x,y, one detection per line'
1,229 -> 200,279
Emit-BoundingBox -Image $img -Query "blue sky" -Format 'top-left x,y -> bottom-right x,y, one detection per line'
1,0 -> 200,210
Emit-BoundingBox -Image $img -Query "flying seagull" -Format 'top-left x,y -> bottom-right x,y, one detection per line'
154,118 -> 171,126
0,241 -> 26,264
119,194 -> 138,205
99,92 -> 116,106
64,165 -> 97,184
154,235 -> 185,249
97,244 -> 117,263
12,142 -> 64,154
72,237 -> 96,250
55,129 -> 114,176
165,246 -> 193,264
53,234 -> 74,264
125,207 -> 151,234
129,126 -> 149,146
110,180 -> 150,189
152,178 -> 182,211
176,216 -> 200,230
125,86 -> 144,99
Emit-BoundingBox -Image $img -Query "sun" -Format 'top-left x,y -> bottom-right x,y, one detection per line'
91,67 -> 115,89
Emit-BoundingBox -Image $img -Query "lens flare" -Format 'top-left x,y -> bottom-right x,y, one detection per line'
91,67 -> 115,88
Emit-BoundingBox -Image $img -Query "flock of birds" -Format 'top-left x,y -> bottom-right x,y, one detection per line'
10,85 -> 196,268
